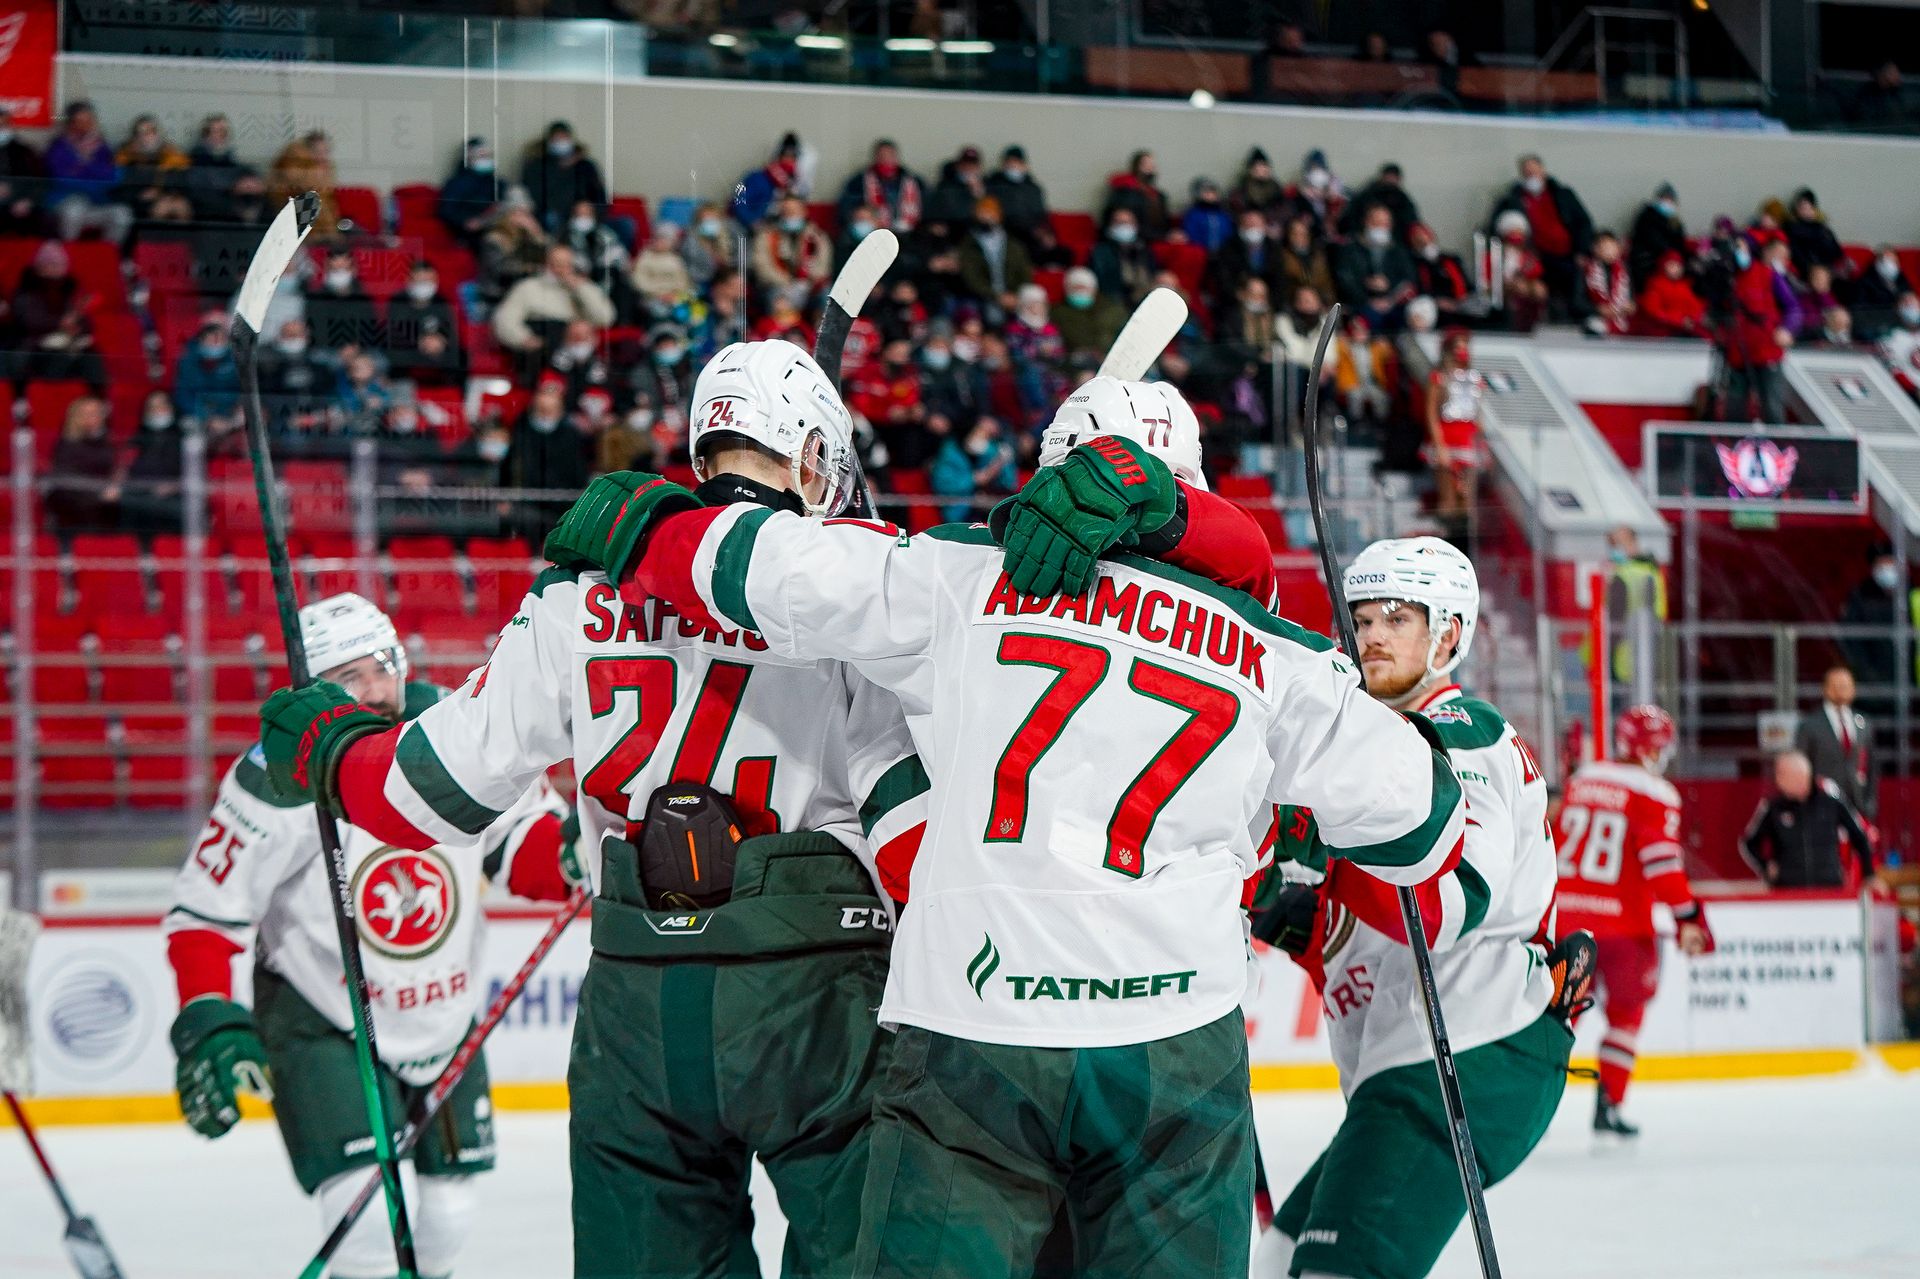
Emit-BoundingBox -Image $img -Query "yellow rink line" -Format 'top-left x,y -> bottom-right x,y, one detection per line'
7,1049 -> 1916,1127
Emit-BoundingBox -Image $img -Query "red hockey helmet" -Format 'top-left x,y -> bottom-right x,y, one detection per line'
1615,704 -> 1676,772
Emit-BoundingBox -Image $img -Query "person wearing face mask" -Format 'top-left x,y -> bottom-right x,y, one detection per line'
1840,545 -> 1910,693
1003,287 -> 1068,427
1879,289 -> 1920,398
1487,153 -> 1593,320
1850,243 -> 1915,339
680,202 -> 731,291
479,188 -> 552,305
848,336 -> 930,459
563,198 -> 639,322
5,239 -> 108,393
1283,149 -> 1347,240
1721,232 -> 1793,421
304,250 -> 386,354
1090,208 -> 1155,309
1337,162 -> 1420,244
437,136 -> 503,244
1101,149 -> 1169,241
172,320 -> 243,435
504,375 -> 592,540
930,412 -> 1017,523
1334,309 -> 1400,431
732,131 -> 810,229
1336,202 -> 1417,331
180,114 -> 242,220
959,195 -> 1035,322
545,317 -> 614,406
919,329 -> 991,451
624,325 -> 695,443
0,105 -> 49,236
750,194 -> 834,308
985,144 -> 1050,248
1784,188 -> 1844,280
494,244 -> 615,379
44,100 -> 135,245
114,113 -> 189,224
257,319 -> 335,433
838,138 -> 925,234
115,391 -> 189,536
630,223 -> 693,315
1583,231 -> 1636,336
1756,233 -> 1809,336
1180,177 -> 1234,254
926,144 -> 989,227
520,120 -> 607,232
386,262 -> 465,385
1628,182 -> 1687,289
1408,222 -> 1469,315
1231,146 -> 1284,216
1050,266 -> 1126,357
590,393 -> 656,475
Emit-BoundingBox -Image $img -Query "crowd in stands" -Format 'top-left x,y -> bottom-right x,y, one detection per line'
6,96 -> 1920,544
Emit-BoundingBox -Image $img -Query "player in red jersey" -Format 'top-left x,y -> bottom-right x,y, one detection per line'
1555,705 -> 1714,1136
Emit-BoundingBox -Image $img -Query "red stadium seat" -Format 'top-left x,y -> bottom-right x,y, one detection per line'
134,239 -> 195,297
1218,474 -> 1289,551
386,536 -> 467,615
281,461 -> 353,536
393,183 -> 444,239
150,534 -> 235,616
37,717 -> 118,809
299,534 -> 365,601
67,241 -> 127,310
1153,241 -> 1208,297
418,388 -> 468,444
1050,212 -> 1097,265
334,186 -> 383,234
68,533 -> 148,620
394,610 -> 500,688
93,612 -> 180,708
0,236 -> 41,294
29,612 -> 95,705
352,246 -> 414,301
7,533 -> 68,617
425,246 -> 478,288
465,537 -> 537,621
807,202 -> 840,237
123,714 -> 190,807
1032,267 -> 1067,305
608,195 -> 651,246
205,614 -> 271,706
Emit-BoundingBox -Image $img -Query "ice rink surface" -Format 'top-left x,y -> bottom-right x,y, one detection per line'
5,1069 -> 1918,1277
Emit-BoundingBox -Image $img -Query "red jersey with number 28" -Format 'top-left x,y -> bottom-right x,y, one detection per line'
1554,760 -> 1694,938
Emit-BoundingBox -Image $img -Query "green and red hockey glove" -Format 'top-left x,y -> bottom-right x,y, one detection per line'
990,436 -> 1181,597
169,997 -> 272,1139
543,471 -> 704,584
259,681 -> 388,806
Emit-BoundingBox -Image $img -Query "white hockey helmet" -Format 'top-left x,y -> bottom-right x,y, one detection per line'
1343,536 -> 1479,681
689,340 -> 858,518
299,592 -> 409,685
1038,376 -> 1208,491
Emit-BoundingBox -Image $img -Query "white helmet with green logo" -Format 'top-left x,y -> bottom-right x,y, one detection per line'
689,340 -> 857,518
299,592 -> 408,684
1343,536 -> 1479,681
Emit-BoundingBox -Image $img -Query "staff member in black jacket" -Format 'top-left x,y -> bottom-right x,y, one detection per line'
1742,751 -> 1877,888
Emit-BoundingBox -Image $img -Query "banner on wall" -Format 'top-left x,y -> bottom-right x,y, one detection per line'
21,896 -> 1895,1099
0,1 -> 58,129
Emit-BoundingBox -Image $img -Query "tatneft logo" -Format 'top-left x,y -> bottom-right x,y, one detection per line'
965,935 -> 1198,1002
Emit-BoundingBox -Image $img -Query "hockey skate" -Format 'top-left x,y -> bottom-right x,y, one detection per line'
1593,1092 -> 1640,1138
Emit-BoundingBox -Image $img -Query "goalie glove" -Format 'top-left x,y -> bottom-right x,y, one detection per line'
169,997 -> 272,1139
543,471 -> 703,584
989,436 -> 1181,597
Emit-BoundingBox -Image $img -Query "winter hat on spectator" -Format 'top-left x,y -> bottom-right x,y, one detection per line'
1494,209 -> 1530,240
31,240 -> 70,276
1246,146 -> 1270,167
501,184 -> 535,212
537,371 -> 568,394
1191,176 -> 1220,200
1406,296 -> 1438,333
1064,266 -> 1098,294
959,145 -> 982,164
1002,145 -> 1027,163
1653,182 -> 1678,202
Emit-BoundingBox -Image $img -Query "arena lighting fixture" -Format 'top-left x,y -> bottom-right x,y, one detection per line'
795,34 -> 848,49
1189,88 -> 1216,108
885,37 -> 938,52
708,32 -> 739,48
940,40 -> 995,54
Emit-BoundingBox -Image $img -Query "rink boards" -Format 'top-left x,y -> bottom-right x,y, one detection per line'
7,891 -> 1908,1121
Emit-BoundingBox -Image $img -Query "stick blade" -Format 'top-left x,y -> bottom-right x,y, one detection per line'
828,228 -> 899,316
232,191 -> 320,339
63,1216 -> 127,1279
1098,287 -> 1189,381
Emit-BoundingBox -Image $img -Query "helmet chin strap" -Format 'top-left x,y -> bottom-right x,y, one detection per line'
791,452 -> 830,519
1380,608 -> 1458,709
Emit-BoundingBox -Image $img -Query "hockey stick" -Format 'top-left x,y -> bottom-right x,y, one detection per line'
299,885 -> 591,1279
813,228 -> 898,519
1299,304 -> 1501,1278
232,192 -> 419,1278
1097,286 -> 1188,380
5,1092 -> 128,1279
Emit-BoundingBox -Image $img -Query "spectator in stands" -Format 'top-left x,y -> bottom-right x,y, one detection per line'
1633,251 -> 1708,338
1274,212 -> 1335,309
1336,203 -> 1417,330
875,278 -> 929,345
839,139 -> 925,233
1627,182 -> 1686,290
1182,178 -> 1234,254
1816,305 -> 1856,348
1286,150 -> 1347,240
1231,148 -> 1284,216
1853,60 -> 1908,126
257,319 -> 334,433
631,223 -> 693,315
751,195 -> 833,307
1840,544 -> 1906,691
1423,28 -> 1471,96
1404,294 -> 1439,336
334,351 -> 399,435
959,196 -> 1033,323
927,145 -> 988,226
521,121 -> 607,232
1742,751 -> 1876,889
624,326 -> 695,447
752,291 -> 815,347
305,249 -> 386,354
181,114 -> 242,220
1340,163 -> 1420,244
1003,286 -> 1067,426
1276,285 -> 1330,372
1090,207 -> 1154,309
1881,292 -> 1920,396
985,146 -> 1049,249
114,114 -> 189,223
1801,263 -> 1843,336
1426,329 -> 1486,535
851,336 -> 929,456
46,395 -> 118,534
1222,276 -> 1277,360
699,268 -> 747,358
546,318 -> 616,410
1583,230 -> 1635,336
1408,222 -> 1469,317
494,244 -> 616,377
438,137 -> 502,244
477,192 -> 552,309
1333,310 -> 1399,434
2,240 -> 106,393
1358,31 -> 1392,61
1785,188 -> 1845,280
734,133 -> 804,229
562,198 -> 637,321
44,101 -> 132,245
595,395 -> 654,476
0,106 -> 47,235
268,129 -> 340,237
1026,222 -> 1075,272
1489,153 -> 1592,320
920,322 -> 988,432
218,170 -> 269,229
1723,235 -> 1791,421
1103,150 -> 1170,242
1210,209 -> 1277,304
1493,210 -> 1549,332
1758,234 -> 1810,343
386,261 -> 463,386
1796,663 -> 1878,821
1852,246 -> 1913,337
834,203 -> 880,270
680,203 -> 731,291
503,375 -> 591,539
1052,266 -> 1125,358
931,413 -> 1016,522
114,389 -> 187,537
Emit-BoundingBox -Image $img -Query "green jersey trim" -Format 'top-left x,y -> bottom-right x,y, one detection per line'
1456,859 -> 1492,935
861,756 -> 932,836
403,681 -> 447,722
711,507 -> 776,633
232,750 -> 310,809
528,564 -> 583,599
167,904 -> 253,930
920,522 -> 997,546
1321,750 -> 1463,869
1420,697 -> 1509,753
396,724 -> 504,836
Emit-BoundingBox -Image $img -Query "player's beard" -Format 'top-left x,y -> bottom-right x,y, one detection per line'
1361,652 -> 1426,703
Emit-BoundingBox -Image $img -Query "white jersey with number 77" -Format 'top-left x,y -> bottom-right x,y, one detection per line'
634,509 -> 1468,1049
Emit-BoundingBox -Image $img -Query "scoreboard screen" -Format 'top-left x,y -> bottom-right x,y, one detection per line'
1644,424 -> 1864,514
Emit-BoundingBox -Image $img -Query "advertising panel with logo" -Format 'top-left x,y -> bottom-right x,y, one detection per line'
0,0 -> 58,128
1644,423 -> 1863,514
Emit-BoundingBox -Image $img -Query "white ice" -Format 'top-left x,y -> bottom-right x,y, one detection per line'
4,1068 -> 1917,1277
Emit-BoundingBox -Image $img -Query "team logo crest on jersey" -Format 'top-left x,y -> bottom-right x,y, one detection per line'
352,847 -> 458,959
1715,437 -> 1799,499
1424,703 -> 1473,725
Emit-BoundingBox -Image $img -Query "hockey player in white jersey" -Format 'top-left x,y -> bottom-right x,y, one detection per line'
165,593 -> 574,1279
1249,537 -> 1588,1279
509,428 -> 1468,1278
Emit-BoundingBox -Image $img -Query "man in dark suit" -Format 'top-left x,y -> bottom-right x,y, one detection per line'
1793,664 -> 1877,820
